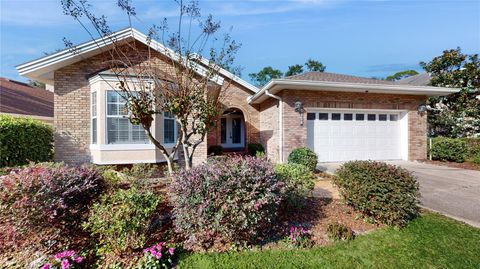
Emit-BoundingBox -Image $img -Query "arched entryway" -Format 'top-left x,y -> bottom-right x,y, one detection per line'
220,108 -> 246,151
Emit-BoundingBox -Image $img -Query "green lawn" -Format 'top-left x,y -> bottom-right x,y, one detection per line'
178,213 -> 480,269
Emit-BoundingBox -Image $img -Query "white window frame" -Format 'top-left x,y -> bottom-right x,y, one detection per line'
91,92 -> 97,144
105,90 -> 150,145
163,112 -> 177,147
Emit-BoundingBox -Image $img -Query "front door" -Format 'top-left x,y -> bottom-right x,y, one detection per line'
221,115 -> 244,148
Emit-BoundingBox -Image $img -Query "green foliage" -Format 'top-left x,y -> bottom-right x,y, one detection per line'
208,145 -> 224,156
248,66 -> 283,86
247,143 -> 265,156
287,147 -> 318,172
326,223 -> 355,241
462,137 -> 480,158
421,47 -> 480,137
385,70 -> 419,81
83,188 -> 160,254
285,64 -> 304,77
334,161 -> 420,227
122,163 -> 160,178
169,156 -> 283,251
431,137 -> 468,162
275,163 -> 315,209
0,115 -> 53,167
305,59 -> 326,72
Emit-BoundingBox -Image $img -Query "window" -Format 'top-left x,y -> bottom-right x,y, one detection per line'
344,113 -> 353,121
390,114 -> 399,121
379,114 -> 387,121
307,113 -> 316,120
91,92 -> 97,144
368,114 -> 376,121
332,113 -> 341,120
106,90 -> 149,144
164,112 -> 176,144
318,113 -> 328,120
356,114 -> 364,121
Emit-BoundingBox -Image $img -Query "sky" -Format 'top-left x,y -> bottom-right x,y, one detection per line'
1,0 -> 479,84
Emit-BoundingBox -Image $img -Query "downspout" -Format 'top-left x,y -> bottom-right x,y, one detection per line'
265,89 -> 284,163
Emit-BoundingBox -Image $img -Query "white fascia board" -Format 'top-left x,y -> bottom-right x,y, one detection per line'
248,79 -> 460,104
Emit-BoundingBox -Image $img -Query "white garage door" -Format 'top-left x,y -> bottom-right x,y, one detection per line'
307,110 -> 403,162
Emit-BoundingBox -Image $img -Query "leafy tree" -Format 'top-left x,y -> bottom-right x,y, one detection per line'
305,59 -> 326,72
28,80 -> 46,89
285,64 -> 304,77
248,66 -> 283,86
420,47 -> 480,137
61,0 -> 241,174
385,70 -> 419,81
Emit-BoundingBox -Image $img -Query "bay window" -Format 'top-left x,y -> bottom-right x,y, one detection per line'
106,90 -> 149,144
91,92 -> 97,144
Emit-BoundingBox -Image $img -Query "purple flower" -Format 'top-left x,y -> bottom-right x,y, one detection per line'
168,248 -> 175,255
41,264 -> 51,269
73,256 -> 84,263
61,259 -> 70,269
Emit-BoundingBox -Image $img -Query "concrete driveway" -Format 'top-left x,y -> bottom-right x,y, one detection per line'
319,160 -> 480,228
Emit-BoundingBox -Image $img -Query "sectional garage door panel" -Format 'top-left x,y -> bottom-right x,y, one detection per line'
307,111 -> 402,162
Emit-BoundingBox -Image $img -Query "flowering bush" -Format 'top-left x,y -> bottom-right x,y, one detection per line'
83,188 -> 160,254
326,223 -> 355,241
135,242 -> 175,269
284,225 -> 312,248
0,163 -> 103,230
275,163 -> 315,209
40,250 -> 84,269
334,161 -> 420,227
169,156 -> 283,251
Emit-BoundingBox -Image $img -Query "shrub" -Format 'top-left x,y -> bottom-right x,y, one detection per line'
0,115 -> 53,167
169,156 -> 283,251
334,161 -> 420,227
462,137 -> 480,157
0,163 -> 103,229
326,223 -> 355,241
275,163 -> 315,209
83,188 -> 160,254
431,137 -> 468,163
284,225 -> 312,248
247,143 -> 265,156
122,163 -> 160,179
473,152 -> 480,165
207,145 -> 223,156
288,147 -> 318,172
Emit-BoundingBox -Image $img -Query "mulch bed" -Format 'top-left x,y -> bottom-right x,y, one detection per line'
421,160 -> 480,171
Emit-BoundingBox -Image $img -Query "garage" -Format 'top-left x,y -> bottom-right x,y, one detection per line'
307,110 -> 407,162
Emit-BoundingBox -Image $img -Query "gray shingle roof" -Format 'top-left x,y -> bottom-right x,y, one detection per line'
285,72 -> 396,85
396,73 -> 431,86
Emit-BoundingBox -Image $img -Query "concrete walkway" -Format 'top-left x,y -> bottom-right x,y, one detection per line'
318,160 -> 480,228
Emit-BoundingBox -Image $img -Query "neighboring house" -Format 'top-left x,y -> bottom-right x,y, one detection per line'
16,28 -> 458,165
396,73 -> 431,86
0,77 -> 54,124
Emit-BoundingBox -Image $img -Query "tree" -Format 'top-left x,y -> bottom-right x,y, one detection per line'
28,80 -> 46,89
420,47 -> 480,137
248,66 -> 283,86
285,64 -> 304,77
61,0 -> 241,174
305,59 -> 326,72
385,70 -> 419,81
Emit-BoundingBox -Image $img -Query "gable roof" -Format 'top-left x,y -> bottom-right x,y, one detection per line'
396,73 -> 431,86
0,77 -> 53,117
16,28 -> 258,93
248,71 -> 459,104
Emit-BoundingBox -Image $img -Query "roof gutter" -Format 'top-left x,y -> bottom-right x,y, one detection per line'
265,89 -> 284,163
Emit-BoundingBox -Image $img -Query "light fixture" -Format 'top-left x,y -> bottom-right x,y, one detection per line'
417,104 -> 427,113
294,101 -> 305,125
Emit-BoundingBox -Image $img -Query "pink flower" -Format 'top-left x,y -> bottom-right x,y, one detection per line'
61,259 -> 70,269
155,252 -> 162,259
41,264 -> 51,269
73,256 -> 84,263
168,248 -> 175,255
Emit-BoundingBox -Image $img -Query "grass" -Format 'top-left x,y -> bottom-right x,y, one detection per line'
178,212 -> 480,269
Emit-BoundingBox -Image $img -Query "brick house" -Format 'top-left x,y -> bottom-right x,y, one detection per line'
16,28 -> 458,165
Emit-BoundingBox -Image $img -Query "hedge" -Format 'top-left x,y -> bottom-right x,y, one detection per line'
0,115 -> 53,167
430,137 -> 468,163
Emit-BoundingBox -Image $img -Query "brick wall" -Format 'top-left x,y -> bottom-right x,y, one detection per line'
275,89 -> 427,162
259,98 -> 279,161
